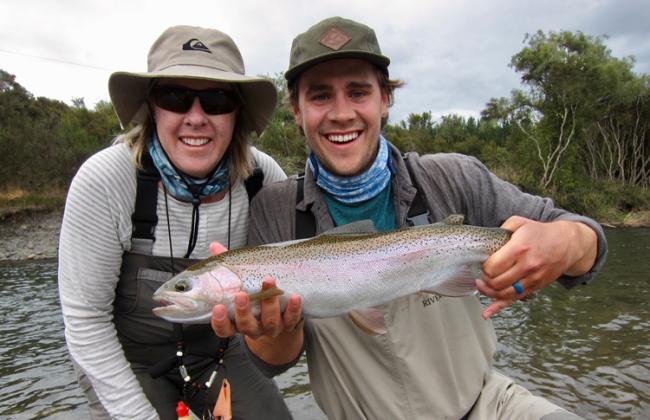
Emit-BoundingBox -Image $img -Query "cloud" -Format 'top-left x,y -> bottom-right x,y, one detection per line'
1,0 -> 648,124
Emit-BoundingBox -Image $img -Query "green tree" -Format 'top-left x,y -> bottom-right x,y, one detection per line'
397,111 -> 436,153
585,75 -> 650,187
484,30 -> 638,189
0,70 -> 120,191
252,74 -> 306,174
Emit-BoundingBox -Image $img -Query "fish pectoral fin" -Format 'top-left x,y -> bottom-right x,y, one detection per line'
248,287 -> 285,302
348,308 -> 387,336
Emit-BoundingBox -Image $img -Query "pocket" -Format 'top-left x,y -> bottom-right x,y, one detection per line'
114,266 -> 173,315
114,266 -> 177,344
133,267 -> 174,317
114,253 -> 200,347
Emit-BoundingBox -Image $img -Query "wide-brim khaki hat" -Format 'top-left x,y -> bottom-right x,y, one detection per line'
109,25 -> 277,135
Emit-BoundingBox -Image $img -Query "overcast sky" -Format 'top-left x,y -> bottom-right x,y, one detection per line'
2,0 -> 649,124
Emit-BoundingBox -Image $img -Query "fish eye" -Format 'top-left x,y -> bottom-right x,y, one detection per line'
175,280 -> 189,292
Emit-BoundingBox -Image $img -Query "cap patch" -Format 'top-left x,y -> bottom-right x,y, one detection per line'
182,38 -> 211,53
319,26 -> 351,51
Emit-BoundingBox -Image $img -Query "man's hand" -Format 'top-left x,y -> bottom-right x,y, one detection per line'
208,241 -> 304,365
476,216 -> 597,319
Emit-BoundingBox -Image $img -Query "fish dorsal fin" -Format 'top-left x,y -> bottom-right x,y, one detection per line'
264,220 -> 378,250
439,214 -> 465,225
323,220 -> 378,236
263,238 -> 312,248
411,214 -> 465,231
348,308 -> 387,336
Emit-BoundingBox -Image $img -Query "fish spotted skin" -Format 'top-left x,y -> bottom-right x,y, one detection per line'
152,216 -> 511,324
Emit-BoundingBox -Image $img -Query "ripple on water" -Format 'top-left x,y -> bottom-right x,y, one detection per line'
490,233 -> 650,419
0,260 -> 88,418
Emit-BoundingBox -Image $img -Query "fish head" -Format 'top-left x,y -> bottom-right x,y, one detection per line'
152,264 -> 242,324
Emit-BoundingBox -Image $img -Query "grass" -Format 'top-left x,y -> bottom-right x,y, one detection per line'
0,187 -> 66,221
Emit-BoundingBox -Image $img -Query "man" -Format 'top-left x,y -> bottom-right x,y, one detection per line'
212,16 -> 606,419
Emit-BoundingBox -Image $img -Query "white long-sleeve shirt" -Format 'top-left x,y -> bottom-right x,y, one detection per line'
58,143 -> 285,419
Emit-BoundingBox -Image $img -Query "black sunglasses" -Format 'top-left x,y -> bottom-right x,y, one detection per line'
150,85 -> 237,115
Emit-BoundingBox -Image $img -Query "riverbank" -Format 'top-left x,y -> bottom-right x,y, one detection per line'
1,206 -> 649,261
0,208 -> 63,261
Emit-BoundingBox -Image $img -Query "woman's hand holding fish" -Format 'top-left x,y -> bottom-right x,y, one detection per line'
476,216 -> 597,319
208,242 -> 305,365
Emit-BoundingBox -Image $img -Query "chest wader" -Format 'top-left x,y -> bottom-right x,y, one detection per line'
113,152 -> 291,419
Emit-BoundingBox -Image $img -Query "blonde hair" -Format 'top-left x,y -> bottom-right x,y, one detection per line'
114,93 -> 254,184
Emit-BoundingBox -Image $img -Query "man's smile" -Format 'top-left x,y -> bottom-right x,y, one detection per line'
324,131 -> 361,144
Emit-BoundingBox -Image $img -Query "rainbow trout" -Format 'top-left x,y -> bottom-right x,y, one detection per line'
152,215 -> 510,333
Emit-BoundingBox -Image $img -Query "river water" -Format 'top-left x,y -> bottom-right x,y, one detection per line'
0,229 -> 648,419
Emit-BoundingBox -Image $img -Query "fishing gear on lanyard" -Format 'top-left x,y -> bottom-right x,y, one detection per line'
162,188 -> 233,418
174,338 -> 230,419
147,323 -> 231,418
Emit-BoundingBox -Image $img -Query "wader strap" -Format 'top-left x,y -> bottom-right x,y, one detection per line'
131,150 -> 160,254
244,166 -> 264,202
295,173 -> 316,239
403,153 -> 432,227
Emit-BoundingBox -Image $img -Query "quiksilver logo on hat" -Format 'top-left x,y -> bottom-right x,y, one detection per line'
182,38 -> 211,53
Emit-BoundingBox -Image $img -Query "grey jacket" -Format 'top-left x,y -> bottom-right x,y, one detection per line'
247,146 -> 607,419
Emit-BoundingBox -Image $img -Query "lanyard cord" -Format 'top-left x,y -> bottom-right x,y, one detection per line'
163,185 -> 189,388
185,197 -> 200,258
183,180 -> 233,258
162,182 -> 232,409
227,182 -> 231,250
184,179 -> 208,258
161,182 -> 232,281
163,185 -> 175,272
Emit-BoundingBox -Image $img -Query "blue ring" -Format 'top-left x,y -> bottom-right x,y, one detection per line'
512,280 -> 524,295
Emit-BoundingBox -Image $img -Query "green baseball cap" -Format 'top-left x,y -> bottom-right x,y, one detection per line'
285,16 -> 390,84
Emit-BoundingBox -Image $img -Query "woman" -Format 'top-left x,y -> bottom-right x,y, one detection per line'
58,26 -> 291,419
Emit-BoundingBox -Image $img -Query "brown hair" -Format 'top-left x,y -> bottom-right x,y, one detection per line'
286,65 -> 404,128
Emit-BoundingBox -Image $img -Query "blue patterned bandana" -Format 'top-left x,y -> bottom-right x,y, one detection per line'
308,135 -> 393,203
147,130 -> 230,202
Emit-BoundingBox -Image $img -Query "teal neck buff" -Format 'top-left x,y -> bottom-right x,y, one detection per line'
308,135 -> 393,204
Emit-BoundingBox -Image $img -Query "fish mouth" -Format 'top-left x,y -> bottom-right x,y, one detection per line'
152,292 -> 201,315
